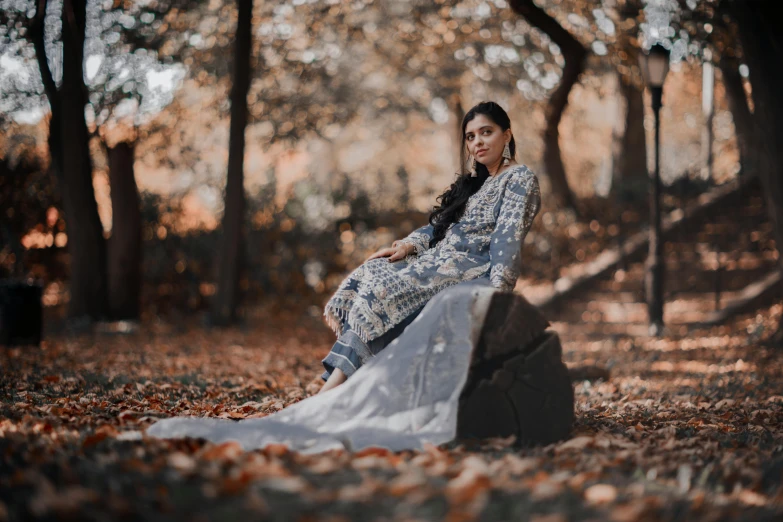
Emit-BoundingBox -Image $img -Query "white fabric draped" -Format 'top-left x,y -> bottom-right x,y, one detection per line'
146,280 -> 498,454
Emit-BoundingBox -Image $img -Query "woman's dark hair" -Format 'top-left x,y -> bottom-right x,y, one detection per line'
427,101 -> 517,247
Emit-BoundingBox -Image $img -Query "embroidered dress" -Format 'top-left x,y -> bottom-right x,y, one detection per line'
323,164 -> 541,345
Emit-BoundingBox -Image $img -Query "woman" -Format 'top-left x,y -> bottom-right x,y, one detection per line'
146,101 -> 543,453
319,101 -> 541,393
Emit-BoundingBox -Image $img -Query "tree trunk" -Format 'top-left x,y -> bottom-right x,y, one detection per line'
510,0 -> 585,214
731,3 -> 783,335
718,55 -> 754,175
107,142 -> 141,321
701,59 -> 715,180
59,0 -> 108,320
0,160 -> 26,278
611,78 -> 648,201
211,0 -> 253,326
451,93 -> 466,169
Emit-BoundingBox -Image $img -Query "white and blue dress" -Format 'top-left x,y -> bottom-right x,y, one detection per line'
321,164 -> 541,380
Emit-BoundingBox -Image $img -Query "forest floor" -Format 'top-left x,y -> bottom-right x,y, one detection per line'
1,300 -> 782,522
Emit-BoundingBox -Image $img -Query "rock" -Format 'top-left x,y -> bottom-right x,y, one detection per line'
457,291 -> 574,445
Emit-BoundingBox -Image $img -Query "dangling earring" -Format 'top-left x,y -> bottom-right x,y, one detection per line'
469,155 -> 477,177
502,142 -> 511,166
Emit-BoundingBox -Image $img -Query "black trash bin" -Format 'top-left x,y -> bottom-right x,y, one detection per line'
0,280 -> 43,346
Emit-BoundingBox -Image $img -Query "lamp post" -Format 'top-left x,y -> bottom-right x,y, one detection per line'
639,43 -> 670,336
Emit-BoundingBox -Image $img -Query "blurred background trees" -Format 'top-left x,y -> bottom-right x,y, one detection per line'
211,0 -> 252,326
0,0 -> 780,333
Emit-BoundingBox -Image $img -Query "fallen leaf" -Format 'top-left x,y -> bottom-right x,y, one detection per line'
585,484 -> 618,505
82,425 -> 119,448
389,470 -> 429,496
555,435 -> 594,453
199,441 -> 244,461
167,452 -> 197,473
736,489 -> 768,506
259,477 -> 309,494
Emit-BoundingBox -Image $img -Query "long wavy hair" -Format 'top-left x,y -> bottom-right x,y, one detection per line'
427,101 -> 517,247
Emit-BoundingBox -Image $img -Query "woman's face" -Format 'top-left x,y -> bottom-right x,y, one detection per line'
464,114 -> 510,168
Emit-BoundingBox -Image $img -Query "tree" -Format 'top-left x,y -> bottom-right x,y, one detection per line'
717,54 -> 753,175
211,0 -> 253,326
606,0 -> 648,201
727,2 -> 783,334
3,0 -> 193,321
30,0 -> 109,320
611,77 -> 648,201
106,140 -> 141,320
509,0 -> 585,214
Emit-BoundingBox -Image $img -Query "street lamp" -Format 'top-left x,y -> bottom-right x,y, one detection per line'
639,43 -> 670,336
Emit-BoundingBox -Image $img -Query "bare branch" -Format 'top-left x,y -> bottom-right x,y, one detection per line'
29,0 -> 59,107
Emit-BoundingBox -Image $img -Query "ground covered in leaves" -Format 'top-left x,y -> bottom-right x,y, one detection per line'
1,303 -> 782,521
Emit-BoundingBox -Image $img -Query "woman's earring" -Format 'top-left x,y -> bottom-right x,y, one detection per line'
469,155 -> 477,177
502,142 -> 511,166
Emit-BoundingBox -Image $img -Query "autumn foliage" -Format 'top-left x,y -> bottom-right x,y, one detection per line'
1,301 -> 782,520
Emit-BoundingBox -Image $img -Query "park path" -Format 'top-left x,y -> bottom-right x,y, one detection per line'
540,177 -> 778,340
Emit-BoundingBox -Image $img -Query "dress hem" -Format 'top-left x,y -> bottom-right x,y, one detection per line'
323,301 -> 378,345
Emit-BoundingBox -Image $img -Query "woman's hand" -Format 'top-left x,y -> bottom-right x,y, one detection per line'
367,241 -> 415,262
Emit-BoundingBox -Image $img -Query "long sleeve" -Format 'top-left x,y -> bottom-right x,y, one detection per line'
489,170 -> 541,291
393,223 -> 434,255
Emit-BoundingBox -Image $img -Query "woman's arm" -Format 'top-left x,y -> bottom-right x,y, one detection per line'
489,169 -> 541,291
366,224 -> 430,262
393,223 -> 435,256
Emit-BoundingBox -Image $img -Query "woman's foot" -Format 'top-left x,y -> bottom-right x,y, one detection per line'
318,368 -> 347,394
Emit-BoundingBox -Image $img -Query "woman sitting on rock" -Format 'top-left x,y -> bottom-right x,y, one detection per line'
319,100 -> 542,393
